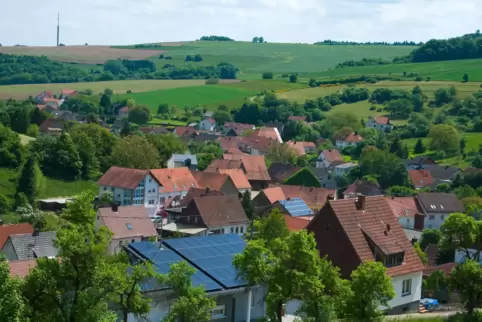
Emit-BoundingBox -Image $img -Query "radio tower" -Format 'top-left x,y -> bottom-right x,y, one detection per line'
56,13 -> 60,46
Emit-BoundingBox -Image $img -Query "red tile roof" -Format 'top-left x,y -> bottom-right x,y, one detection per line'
284,214 -> 308,231
97,166 -> 150,190
39,118 -> 64,132
288,116 -> 307,122
251,127 -> 282,143
205,159 -> 244,172
385,197 -> 423,218
62,89 -> 77,96
344,133 -> 364,143
204,118 -> 216,124
42,97 -> 61,104
286,142 -> 307,156
119,106 -> 129,113
192,171 -> 231,191
321,149 -> 343,162
314,196 -> 424,277
374,116 -> 390,125
344,180 -> 383,196
272,184 -> 336,210
0,223 -> 34,249
98,206 -> 158,240
224,122 -> 254,134
423,263 -> 457,277
180,187 -> 224,207
425,243 -> 439,268
408,170 -> 434,187
191,194 -> 249,228
217,169 -> 252,190
174,126 -> 199,137
8,259 -> 37,278
150,168 -> 198,193
223,154 -> 271,181
262,187 -> 287,204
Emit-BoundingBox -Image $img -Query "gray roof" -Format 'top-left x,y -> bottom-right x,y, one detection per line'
335,162 -> 358,169
418,164 -> 461,181
8,231 -> 57,260
416,193 -> 464,214
204,112 -> 214,117
170,154 -> 198,165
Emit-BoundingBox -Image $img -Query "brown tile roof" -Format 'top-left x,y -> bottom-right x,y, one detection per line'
217,169 -> 251,190
139,126 -> 169,135
284,214 -> 308,232
251,127 -> 282,143
408,170 -> 434,187
223,154 -> 271,181
319,196 -> 424,277
192,171 -> 231,191
286,141 -> 306,156
262,187 -> 287,204
180,187 -> 224,207
0,223 -> 34,249
43,97 -> 61,104
192,194 -> 249,228
374,116 -> 390,125
268,163 -> 301,183
344,133 -> 364,143
224,122 -> 254,134
344,180 -> 383,196
423,263 -> 457,277
272,184 -> 336,210
173,126 -> 199,137
150,168 -> 198,193
321,149 -> 343,162
205,159 -> 244,172
97,166 -> 150,190
288,116 -> 307,122
385,197 -> 423,218
9,259 -> 37,278
98,206 -> 158,240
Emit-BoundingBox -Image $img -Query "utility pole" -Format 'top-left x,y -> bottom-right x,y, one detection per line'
56,13 -> 60,46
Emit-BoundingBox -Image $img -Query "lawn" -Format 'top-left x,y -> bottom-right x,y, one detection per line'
311,58 -> 482,82
148,118 -> 187,126
278,85 -> 344,101
0,79 -> 207,99
18,134 -> 35,145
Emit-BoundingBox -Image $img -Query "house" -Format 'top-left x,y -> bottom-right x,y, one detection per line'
308,167 -> 337,189
416,165 -> 461,185
416,193 -> 465,229
288,115 -> 307,123
206,159 -> 245,173
179,187 -> 224,208
203,111 -> 214,118
96,205 -> 158,254
139,126 -> 169,135
118,106 -> 129,118
61,89 -> 78,98
97,167 -> 160,207
403,156 -> 437,169
150,168 -> 199,208
262,198 -> 314,218
217,169 -> 252,193
336,132 -> 364,149
343,180 -> 383,199
316,149 -> 344,169
286,141 -> 315,156
188,133 -> 221,145
223,154 -> 271,190
199,118 -> 216,131
385,197 -> 425,230
35,91 -> 54,104
366,116 -> 393,132
192,171 -> 239,195
284,215 -> 309,232
334,162 -> 358,177
37,103 -> 59,114
307,196 -> 424,314
223,122 -> 255,136
253,187 -> 287,214
217,136 -> 272,156
250,127 -> 283,143
178,194 -> 249,236
173,126 -> 199,137
8,259 -> 38,278
124,235 -> 267,322
408,170 -> 434,189
0,223 -> 34,249
39,118 -> 64,135
268,163 -> 301,184
2,231 -> 58,261
167,154 -> 198,170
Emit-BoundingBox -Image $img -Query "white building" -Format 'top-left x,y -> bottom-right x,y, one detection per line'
416,192 -> 465,229
316,149 -> 343,169
118,106 -> 129,118
336,132 -> 364,150
150,167 -> 199,208
198,117 -> 216,131
334,162 -> 358,177
366,116 -> 394,132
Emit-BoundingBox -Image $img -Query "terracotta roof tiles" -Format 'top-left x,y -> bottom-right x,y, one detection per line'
288,116 -> 307,122
321,149 -> 343,162
8,259 -> 37,278
286,141 -> 307,156
205,159 -> 244,172
223,154 -> 271,181
271,184 -> 336,210
284,214 -> 309,232
191,194 -> 249,228
262,187 -> 287,204
0,223 -> 34,249
217,169 -> 251,190
385,197 -> 423,218
180,187 -> 224,207
150,168 -> 198,193
192,171 -> 231,191
408,170 -> 434,187
97,166 -> 150,190
344,133 -> 364,143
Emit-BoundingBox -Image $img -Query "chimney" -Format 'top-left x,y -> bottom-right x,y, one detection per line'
32,228 -> 40,237
327,195 -> 335,202
357,195 -> 366,211
112,203 -> 119,212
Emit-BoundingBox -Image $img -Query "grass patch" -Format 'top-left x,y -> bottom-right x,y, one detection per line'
148,118 -> 187,126
19,134 -> 35,145
278,85 -> 344,101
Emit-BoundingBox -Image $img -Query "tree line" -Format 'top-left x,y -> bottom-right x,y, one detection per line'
315,40 -> 421,46
199,35 -> 234,41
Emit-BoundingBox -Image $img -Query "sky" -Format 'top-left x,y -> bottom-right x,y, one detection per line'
1,0 -> 481,46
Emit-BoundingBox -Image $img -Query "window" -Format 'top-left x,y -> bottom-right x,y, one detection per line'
251,292 -> 255,307
148,200 -> 154,205
428,215 -> 435,220
131,239 -> 135,243
235,227 -> 239,234
231,228 -> 234,233
149,178 -> 152,183
441,215 -> 445,220
103,187 -> 107,191
406,218 -> 410,223
126,223 -> 133,230
402,279 -> 412,296
211,305 -> 226,319
240,226 -> 244,233
384,253 -> 404,267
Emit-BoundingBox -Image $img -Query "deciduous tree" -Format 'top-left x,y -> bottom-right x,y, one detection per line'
0,261 -> 27,322
111,135 -> 160,169
440,213 -> 482,262
429,124 -> 459,154
128,105 -> 152,125
414,139 -> 426,154
147,133 -> 186,167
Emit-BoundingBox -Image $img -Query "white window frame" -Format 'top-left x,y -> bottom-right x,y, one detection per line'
402,279 -> 412,296
211,305 -> 226,319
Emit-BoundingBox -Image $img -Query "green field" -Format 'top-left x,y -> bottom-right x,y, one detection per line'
311,58 -> 482,82
0,80 -> 208,99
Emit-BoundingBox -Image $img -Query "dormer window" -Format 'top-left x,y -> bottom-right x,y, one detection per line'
384,253 -> 405,268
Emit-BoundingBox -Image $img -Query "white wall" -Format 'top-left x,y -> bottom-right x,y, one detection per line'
424,213 -> 447,229
455,249 -> 482,264
220,224 -> 248,236
144,174 -> 160,207
398,216 -> 415,230
199,119 -> 215,131
384,272 -> 422,310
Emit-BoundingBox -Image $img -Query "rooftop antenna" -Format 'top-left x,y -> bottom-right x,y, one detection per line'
56,13 -> 60,47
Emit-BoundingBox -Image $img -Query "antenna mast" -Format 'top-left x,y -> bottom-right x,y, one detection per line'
56,13 -> 60,46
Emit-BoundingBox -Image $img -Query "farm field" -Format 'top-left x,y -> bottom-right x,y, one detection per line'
0,46 -> 164,64
0,79 -> 208,99
310,58 -> 482,82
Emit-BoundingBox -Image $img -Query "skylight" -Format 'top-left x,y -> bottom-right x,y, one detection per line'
126,223 -> 133,230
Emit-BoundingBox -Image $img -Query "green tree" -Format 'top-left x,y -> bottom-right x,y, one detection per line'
435,183 -> 451,193
262,72 -> 274,79
111,135 -> 160,169
30,106 -> 48,126
386,185 -> 416,197
147,133 -> 186,167
9,105 -> 31,134
389,138 -> 407,159
99,94 -> 112,115
472,155 -> 482,169
26,124 -> 39,137
450,260 -> 482,317
266,143 -> 298,166
0,261 -> 27,322
289,74 -> 298,83
460,138 -> 467,156
420,229 -> 441,250
429,124 -> 459,154
434,88 -> 452,106
252,37 -> 259,43
359,147 -> 409,188
212,110 -> 232,126
161,261 -> 216,322
157,103 -> 169,116
345,262 -> 395,321
414,139 -> 427,154
412,94 -> 424,112
440,213 -> 482,262
259,37 -> 264,43
0,193 -> 12,214
414,242 -> 428,265
387,99 -> 412,119
16,153 -> 40,205
241,190 -> 254,221
128,105 -> 152,125
72,132 -> 100,179
0,124 -> 24,168
324,111 -> 361,135
463,73 -> 469,82
55,132 -> 82,180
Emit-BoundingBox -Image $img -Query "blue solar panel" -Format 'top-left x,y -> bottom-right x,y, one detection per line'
163,234 -> 247,289
279,198 -> 313,217
128,242 -> 222,292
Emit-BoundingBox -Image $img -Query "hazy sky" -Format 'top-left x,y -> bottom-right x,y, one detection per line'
1,0 -> 480,46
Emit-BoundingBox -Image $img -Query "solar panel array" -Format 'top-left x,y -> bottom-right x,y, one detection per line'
163,234 -> 247,289
279,198 -> 313,217
129,242 -> 222,292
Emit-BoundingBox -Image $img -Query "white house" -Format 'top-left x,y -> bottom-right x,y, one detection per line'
416,193 -> 465,229
366,116 -> 394,132
97,166 -> 160,207
334,162 -> 358,177
167,154 -> 198,171
385,197 -> 425,231
336,133 -> 364,149
198,117 -> 216,131
149,167 -> 199,208
316,149 -> 344,169
118,106 -> 129,118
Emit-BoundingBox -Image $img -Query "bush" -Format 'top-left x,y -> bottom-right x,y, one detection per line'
205,77 -> 220,85
281,73 -> 289,78
164,56 -> 172,60
159,54 -> 164,59
377,108 -> 383,112
289,74 -> 298,83
262,72 -> 274,79
194,54 -> 203,62
0,193 -> 12,214
415,76 -> 423,81
27,124 -> 39,138
369,106 -> 376,111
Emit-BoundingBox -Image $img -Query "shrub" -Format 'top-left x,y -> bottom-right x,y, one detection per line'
205,77 -> 220,85
165,56 -> 172,60
262,72 -> 274,79
281,73 -> 289,78
369,106 -> 376,111
377,108 -> 383,112
159,54 -> 164,59
194,54 -> 203,62
415,76 -> 423,81
289,74 -> 298,83
185,55 -> 193,62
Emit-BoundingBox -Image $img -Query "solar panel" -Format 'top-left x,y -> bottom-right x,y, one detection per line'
279,198 -> 313,217
128,242 -> 222,292
163,234 -> 247,289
